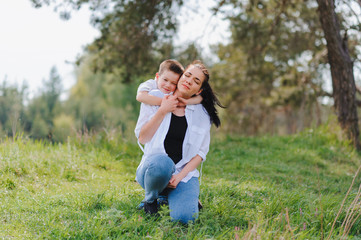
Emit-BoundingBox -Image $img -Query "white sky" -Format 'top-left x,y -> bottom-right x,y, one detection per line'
0,0 -> 230,98
0,0 -> 100,97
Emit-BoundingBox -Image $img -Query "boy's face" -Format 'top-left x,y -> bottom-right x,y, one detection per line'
156,70 -> 180,94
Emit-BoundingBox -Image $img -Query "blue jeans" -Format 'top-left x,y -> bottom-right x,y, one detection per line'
168,176 -> 199,224
136,154 -> 200,224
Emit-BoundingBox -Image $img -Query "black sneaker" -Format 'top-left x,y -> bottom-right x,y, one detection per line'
144,201 -> 158,215
158,195 -> 168,206
198,200 -> 203,210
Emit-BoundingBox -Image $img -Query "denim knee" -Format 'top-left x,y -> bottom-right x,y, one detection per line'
145,154 -> 174,179
168,178 -> 200,224
149,154 -> 174,171
170,208 -> 198,224
139,154 -> 175,203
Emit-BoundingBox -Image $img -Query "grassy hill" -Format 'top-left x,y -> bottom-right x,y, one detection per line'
0,125 -> 360,239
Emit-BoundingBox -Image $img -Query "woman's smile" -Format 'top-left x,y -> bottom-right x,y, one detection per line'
181,83 -> 190,90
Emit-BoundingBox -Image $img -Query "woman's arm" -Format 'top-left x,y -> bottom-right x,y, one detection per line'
138,94 -> 178,144
167,155 -> 203,188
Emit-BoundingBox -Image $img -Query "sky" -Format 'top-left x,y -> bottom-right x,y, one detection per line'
0,0 -> 99,97
0,0 -> 230,98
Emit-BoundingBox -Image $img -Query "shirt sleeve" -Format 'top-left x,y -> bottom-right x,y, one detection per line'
197,123 -> 211,161
134,103 -> 157,139
137,79 -> 157,93
149,89 -> 164,98
134,89 -> 163,139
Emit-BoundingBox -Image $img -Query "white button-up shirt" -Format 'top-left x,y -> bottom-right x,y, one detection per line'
137,78 -> 157,93
135,90 -> 211,183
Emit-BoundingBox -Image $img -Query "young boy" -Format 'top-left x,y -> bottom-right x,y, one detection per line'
136,59 -> 203,211
136,59 -> 202,106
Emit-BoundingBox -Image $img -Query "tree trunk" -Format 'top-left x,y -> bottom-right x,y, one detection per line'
317,0 -> 361,150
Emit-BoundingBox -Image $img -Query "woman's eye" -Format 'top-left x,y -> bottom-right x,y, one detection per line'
184,73 -> 191,77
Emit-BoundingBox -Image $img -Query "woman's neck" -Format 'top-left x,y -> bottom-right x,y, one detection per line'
173,105 -> 185,116
173,90 -> 189,100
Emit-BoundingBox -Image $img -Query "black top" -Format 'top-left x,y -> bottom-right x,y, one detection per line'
164,113 -> 188,165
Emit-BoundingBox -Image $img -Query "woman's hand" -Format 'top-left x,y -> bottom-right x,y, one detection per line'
159,95 -> 178,114
167,174 -> 183,188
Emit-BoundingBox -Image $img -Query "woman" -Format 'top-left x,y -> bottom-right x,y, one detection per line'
134,60 -> 222,224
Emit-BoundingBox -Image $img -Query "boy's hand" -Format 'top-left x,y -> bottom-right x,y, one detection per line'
167,174 -> 182,188
177,97 -> 188,107
159,95 -> 178,114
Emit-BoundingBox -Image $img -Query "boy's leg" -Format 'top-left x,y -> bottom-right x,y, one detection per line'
158,188 -> 171,206
168,177 -> 199,224
136,154 -> 175,212
137,187 -> 170,210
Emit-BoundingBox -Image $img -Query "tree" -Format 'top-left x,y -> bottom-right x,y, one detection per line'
0,79 -> 28,137
210,0 -> 361,141
212,0 -> 329,134
43,66 -> 62,120
26,66 -> 63,140
30,0 -> 183,83
316,0 -> 360,149
64,58 -> 140,137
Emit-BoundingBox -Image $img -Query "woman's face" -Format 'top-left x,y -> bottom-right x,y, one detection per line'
176,65 -> 205,99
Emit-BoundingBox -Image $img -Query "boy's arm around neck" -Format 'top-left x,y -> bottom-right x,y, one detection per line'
178,94 -> 203,106
136,91 -> 162,106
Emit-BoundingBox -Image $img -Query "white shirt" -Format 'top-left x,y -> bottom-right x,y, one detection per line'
137,78 -> 157,93
135,90 -> 211,183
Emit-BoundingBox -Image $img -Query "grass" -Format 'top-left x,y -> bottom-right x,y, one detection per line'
0,125 -> 361,239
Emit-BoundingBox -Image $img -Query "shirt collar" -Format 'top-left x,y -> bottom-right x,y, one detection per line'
186,104 -> 196,111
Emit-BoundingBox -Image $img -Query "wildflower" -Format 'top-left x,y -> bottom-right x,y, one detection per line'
234,226 -> 240,240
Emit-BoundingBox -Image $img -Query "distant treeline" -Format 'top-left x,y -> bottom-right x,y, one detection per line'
0,65 -> 140,142
0,60 -> 332,142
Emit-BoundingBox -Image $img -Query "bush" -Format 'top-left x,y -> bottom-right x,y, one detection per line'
30,114 -> 49,139
52,114 -> 75,142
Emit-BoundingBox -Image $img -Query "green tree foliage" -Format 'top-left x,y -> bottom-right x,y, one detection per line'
0,79 -> 28,137
43,66 -> 62,120
30,113 -> 49,139
26,66 -> 63,140
64,58 -> 141,138
52,113 -> 75,142
30,0 -> 184,83
211,0 -> 360,135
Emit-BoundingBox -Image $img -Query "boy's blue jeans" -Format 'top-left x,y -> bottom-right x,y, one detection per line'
136,154 -> 200,223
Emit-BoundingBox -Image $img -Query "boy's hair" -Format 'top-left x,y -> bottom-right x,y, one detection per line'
158,59 -> 184,76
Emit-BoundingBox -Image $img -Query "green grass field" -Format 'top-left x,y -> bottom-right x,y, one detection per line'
1,125 -> 361,239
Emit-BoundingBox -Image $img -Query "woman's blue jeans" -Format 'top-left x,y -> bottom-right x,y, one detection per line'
136,154 -> 200,223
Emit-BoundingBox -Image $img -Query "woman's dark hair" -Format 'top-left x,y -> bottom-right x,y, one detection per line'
188,60 -> 225,127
